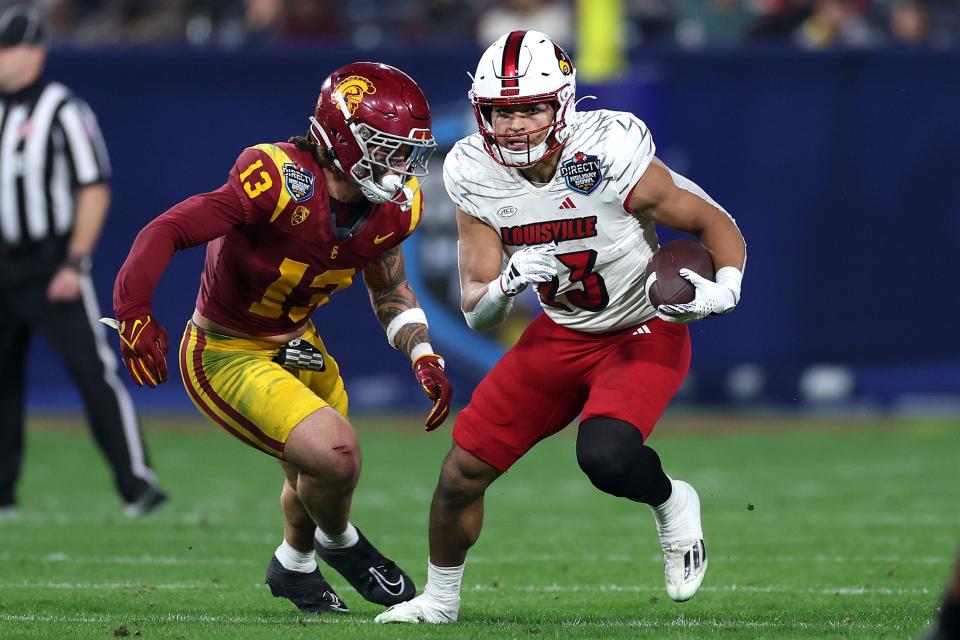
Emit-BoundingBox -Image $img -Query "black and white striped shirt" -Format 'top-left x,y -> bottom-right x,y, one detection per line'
0,80 -> 109,272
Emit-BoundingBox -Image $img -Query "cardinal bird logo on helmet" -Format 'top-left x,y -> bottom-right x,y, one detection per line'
555,44 -> 573,76
334,76 -> 377,116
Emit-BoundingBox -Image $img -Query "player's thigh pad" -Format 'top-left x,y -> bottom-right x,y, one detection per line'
453,315 -> 592,472
178,322 -> 347,458
581,318 -> 691,439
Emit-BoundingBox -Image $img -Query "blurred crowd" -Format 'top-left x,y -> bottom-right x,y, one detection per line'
28,0 -> 960,49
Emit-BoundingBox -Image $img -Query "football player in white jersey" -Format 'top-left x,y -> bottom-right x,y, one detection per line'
376,30 -> 746,624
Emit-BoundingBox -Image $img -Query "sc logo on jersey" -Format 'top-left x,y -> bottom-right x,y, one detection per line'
282,163 -> 315,203
560,152 -> 603,195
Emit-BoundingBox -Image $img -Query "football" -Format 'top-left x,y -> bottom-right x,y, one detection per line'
644,239 -> 716,307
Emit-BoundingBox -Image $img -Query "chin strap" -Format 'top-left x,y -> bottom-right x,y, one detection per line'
498,139 -> 551,167
574,95 -> 597,109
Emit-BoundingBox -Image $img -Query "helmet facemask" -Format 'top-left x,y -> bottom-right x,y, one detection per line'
349,122 -> 435,207
309,115 -> 435,210
472,93 -> 570,168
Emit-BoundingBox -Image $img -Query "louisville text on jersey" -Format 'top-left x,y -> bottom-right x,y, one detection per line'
500,216 -> 598,247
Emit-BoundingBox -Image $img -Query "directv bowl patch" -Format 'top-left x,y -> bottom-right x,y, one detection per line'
283,163 -> 315,203
560,152 -> 603,195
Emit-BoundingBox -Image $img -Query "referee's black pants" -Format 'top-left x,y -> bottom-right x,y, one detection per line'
0,274 -> 157,507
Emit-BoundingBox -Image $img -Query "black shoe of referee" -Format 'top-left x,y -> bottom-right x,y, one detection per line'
315,528 -> 415,606
264,556 -> 349,614
123,485 -> 168,518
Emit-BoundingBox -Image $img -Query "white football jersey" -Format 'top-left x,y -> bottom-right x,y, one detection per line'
446,109 -> 690,333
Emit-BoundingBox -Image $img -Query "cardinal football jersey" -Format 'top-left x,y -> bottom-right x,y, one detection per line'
444,109 -> 678,333
195,142 -> 423,336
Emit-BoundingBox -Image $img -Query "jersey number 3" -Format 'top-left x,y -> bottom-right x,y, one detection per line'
537,249 -> 609,313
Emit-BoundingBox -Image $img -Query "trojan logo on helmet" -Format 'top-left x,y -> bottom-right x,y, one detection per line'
333,76 -> 377,116
308,62 -> 437,209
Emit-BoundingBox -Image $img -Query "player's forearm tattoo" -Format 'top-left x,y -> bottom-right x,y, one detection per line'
364,246 -> 431,357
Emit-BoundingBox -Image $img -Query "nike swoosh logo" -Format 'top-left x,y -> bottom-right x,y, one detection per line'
327,591 -> 349,612
368,567 -> 406,597
374,232 -> 395,245
120,317 -> 149,348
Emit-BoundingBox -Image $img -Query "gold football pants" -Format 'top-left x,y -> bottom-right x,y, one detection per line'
178,321 -> 348,458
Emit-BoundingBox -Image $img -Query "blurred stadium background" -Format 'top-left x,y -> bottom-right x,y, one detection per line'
6,0 -> 960,638
26,0 -> 960,414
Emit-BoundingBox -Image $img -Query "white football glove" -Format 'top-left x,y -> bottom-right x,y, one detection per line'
498,244 -> 558,297
657,267 -> 742,324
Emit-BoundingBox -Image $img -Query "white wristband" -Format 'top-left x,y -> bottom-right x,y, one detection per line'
715,266 -> 743,304
462,280 -> 513,332
410,343 -> 435,362
486,278 -> 513,305
386,308 -> 428,348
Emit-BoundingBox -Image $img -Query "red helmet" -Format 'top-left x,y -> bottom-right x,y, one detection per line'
310,62 -> 436,208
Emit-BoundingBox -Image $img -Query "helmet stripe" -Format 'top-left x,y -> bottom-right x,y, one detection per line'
500,30 -> 526,94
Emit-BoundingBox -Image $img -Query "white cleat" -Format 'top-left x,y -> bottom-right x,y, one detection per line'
661,538 -> 708,602
374,594 -> 459,624
654,479 -> 708,602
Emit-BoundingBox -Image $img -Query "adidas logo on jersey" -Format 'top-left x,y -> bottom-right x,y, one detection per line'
559,197 -> 577,210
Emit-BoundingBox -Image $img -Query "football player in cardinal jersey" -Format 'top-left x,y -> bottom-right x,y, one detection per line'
376,32 -> 746,624
108,62 -> 452,615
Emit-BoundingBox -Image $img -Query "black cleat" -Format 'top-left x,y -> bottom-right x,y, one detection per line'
123,485 -> 168,518
315,528 -> 415,606
264,556 -> 349,614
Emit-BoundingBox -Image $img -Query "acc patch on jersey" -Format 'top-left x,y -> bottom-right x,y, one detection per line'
560,152 -> 603,195
282,163 -> 315,203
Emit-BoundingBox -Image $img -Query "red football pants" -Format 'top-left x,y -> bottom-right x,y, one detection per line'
454,314 -> 691,472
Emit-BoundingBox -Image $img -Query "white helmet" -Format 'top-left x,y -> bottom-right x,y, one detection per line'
469,30 -> 577,168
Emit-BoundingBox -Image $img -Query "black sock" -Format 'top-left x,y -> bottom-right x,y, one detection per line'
576,418 -> 672,506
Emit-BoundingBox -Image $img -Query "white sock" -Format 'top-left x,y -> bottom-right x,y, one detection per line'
423,559 -> 464,605
653,478 -> 681,522
652,477 -> 687,543
652,478 -> 701,543
275,539 -> 317,573
315,522 -> 359,550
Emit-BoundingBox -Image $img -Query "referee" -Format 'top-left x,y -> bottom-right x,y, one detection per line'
0,4 -> 166,517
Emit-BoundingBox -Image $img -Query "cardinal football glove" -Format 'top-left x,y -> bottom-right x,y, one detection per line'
413,353 -> 452,431
101,314 -> 169,387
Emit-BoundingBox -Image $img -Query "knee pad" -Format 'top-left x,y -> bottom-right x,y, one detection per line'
576,418 -> 670,505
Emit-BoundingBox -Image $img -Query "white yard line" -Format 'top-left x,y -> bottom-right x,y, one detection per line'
468,552 -> 952,565
0,612 -> 917,632
0,579 -> 934,597
0,552 -> 254,566
0,581 -> 223,590
0,550 -> 950,567
467,583 -> 935,596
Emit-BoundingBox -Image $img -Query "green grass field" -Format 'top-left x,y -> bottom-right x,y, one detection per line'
0,413 -> 957,639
